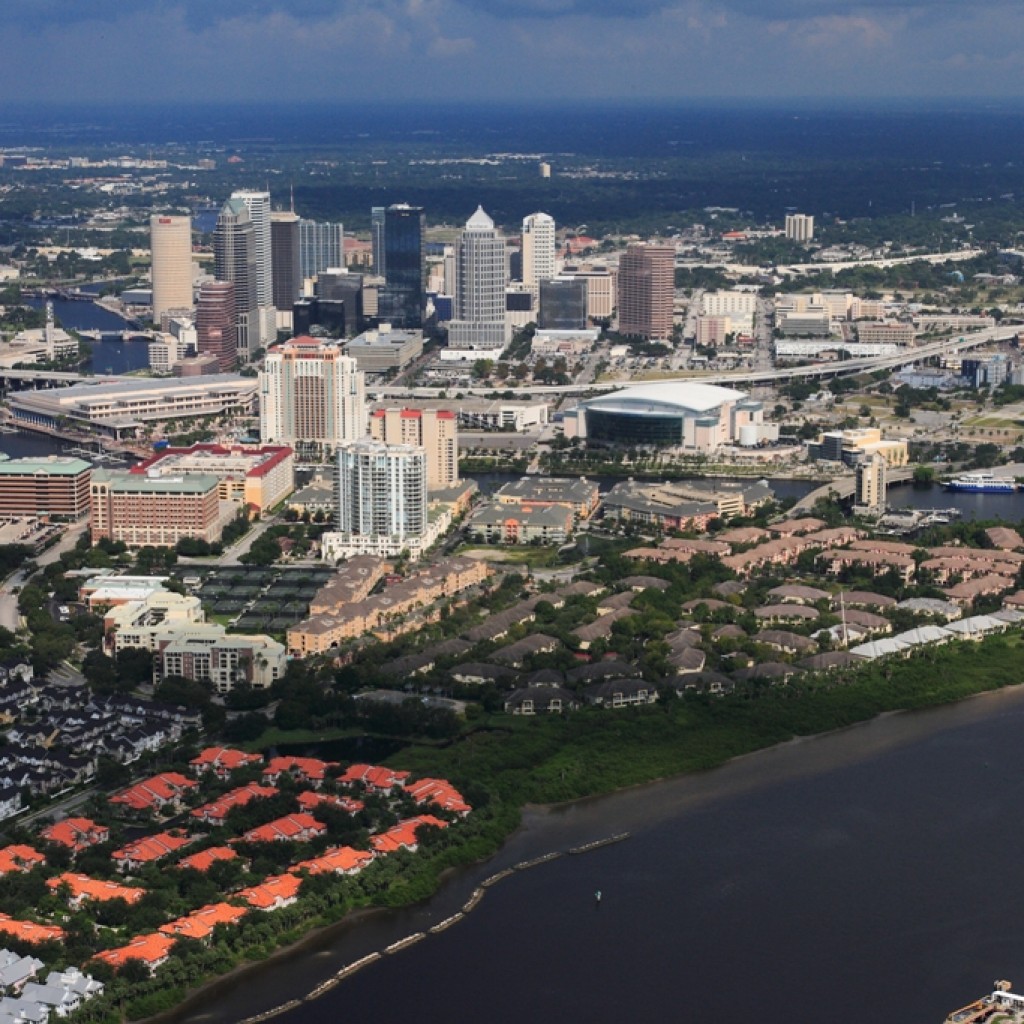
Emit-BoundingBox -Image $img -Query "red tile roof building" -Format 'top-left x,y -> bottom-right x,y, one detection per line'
177,846 -> 238,873
339,763 -> 410,792
0,845 -> 45,875
47,872 -> 144,907
370,815 -> 448,855
296,791 -> 364,815
262,756 -> 336,788
159,902 -> 248,941
190,747 -> 264,778
40,818 -> 109,851
237,873 -> 302,911
240,813 -> 326,845
113,831 -> 191,871
93,933 -> 174,973
0,914 -> 65,945
405,778 -> 471,816
110,772 -> 198,812
191,784 -> 278,826
291,846 -> 374,877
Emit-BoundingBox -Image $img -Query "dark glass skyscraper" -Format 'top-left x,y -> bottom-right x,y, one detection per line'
379,204 -> 424,329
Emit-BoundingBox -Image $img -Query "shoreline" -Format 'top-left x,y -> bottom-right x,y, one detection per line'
142,681 -> 1024,1024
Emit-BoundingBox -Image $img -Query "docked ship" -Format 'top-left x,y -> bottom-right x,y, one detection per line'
943,472 -> 1018,494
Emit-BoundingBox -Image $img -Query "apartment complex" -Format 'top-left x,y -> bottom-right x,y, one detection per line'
155,629 -> 286,693
0,456 -> 92,518
329,440 -> 428,559
369,408 -> 458,490
129,444 -> 295,513
89,471 -> 223,548
784,213 -> 815,242
260,337 -> 366,458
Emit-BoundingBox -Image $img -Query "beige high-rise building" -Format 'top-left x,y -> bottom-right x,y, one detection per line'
260,336 -> 366,458
150,216 -> 194,323
856,453 -> 887,511
521,212 -> 556,295
370,407 -> 458,490
784,213 -> 815,243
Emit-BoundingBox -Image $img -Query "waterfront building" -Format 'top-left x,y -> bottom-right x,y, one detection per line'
379,204 -> 425,329
784,213 -> 815,242
89,471 -> 223,548
617,244 -> 674,341
229,189 -> 275,351
0,456 -> 91,518
538,277 -> 588,331
270,211 -> 301,327
369,408 -> 458,490
149,216 -> 193,323
213,198 -> 260,361
856,453 -> 888,511
130,443 -> 295,513
194,281 -> 237,373
448,206 -> 510,351
299,218 -> 345,280
521,212 -> 556,294
604,478 -> 773,530
494,476 -> 600,521
564,382 -> 761,452
259,336 -> 366,458
8,375 -> 258,439
331,440 -> 427,558
806,427 -> 909,467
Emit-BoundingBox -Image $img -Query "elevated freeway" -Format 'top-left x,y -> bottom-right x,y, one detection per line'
370,325 -> 1019,401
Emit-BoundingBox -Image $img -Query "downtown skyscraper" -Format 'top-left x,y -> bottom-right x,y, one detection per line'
229,189 -> 276,351
298,218 -> 345,280
617,243 -> 675,341
448,206 -> 509,351
149,215 -> 194,324
378,204 -> 425,329
521,211 -> 556,295
213,197 -> 260,361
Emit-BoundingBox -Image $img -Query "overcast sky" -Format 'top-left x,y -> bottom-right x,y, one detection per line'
3,0 -> 1024,104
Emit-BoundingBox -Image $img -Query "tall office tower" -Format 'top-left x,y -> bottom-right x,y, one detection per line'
260,336 -> 366,458
270,212 -> 302,321
336,440 -> 427,546
195,281 -> 237,373
316,269 -> 365,335
539,277 -> 588,330
150,215 -> 194,323
369,407 -> 458,490
616,243 -> 675,341
379,204 -> 425,329
213,198 -> 260,360
299,219 -> 345,280
448,206 -> 510,351
521,212 -> 556,294
230,189 -> 275,348
785,213 -> 815,242
371,207 -> 387,277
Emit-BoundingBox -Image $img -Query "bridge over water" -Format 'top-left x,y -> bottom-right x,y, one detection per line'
792,466 -> 916,512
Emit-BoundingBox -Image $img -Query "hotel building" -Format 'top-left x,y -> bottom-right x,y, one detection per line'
0,456 -> 92,518
89,470 -> 223,548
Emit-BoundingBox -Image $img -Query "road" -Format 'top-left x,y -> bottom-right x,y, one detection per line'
0,520 -> 88,632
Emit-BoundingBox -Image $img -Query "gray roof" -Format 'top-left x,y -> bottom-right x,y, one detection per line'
567,660 -> 637,683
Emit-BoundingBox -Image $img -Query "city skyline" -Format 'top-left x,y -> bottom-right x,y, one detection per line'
0,1 -> 1021,104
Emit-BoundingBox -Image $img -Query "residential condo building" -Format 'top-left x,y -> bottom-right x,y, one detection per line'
369,408 -> 458,490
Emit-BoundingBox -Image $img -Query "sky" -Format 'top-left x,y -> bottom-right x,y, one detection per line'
3,0 -> 1024,104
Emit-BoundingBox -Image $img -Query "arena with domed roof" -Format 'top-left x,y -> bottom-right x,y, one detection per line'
564,381 -> 763,452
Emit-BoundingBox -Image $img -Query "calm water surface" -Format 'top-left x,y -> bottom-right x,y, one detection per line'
171,689 -> 1024,1024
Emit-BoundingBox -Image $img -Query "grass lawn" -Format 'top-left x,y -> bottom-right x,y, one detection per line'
456,545 -> 563,567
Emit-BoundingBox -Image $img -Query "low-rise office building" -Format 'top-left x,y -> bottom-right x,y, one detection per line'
344,325 -> 423,373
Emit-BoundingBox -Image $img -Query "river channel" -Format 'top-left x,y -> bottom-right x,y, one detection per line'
167,687 -> 1024,1024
